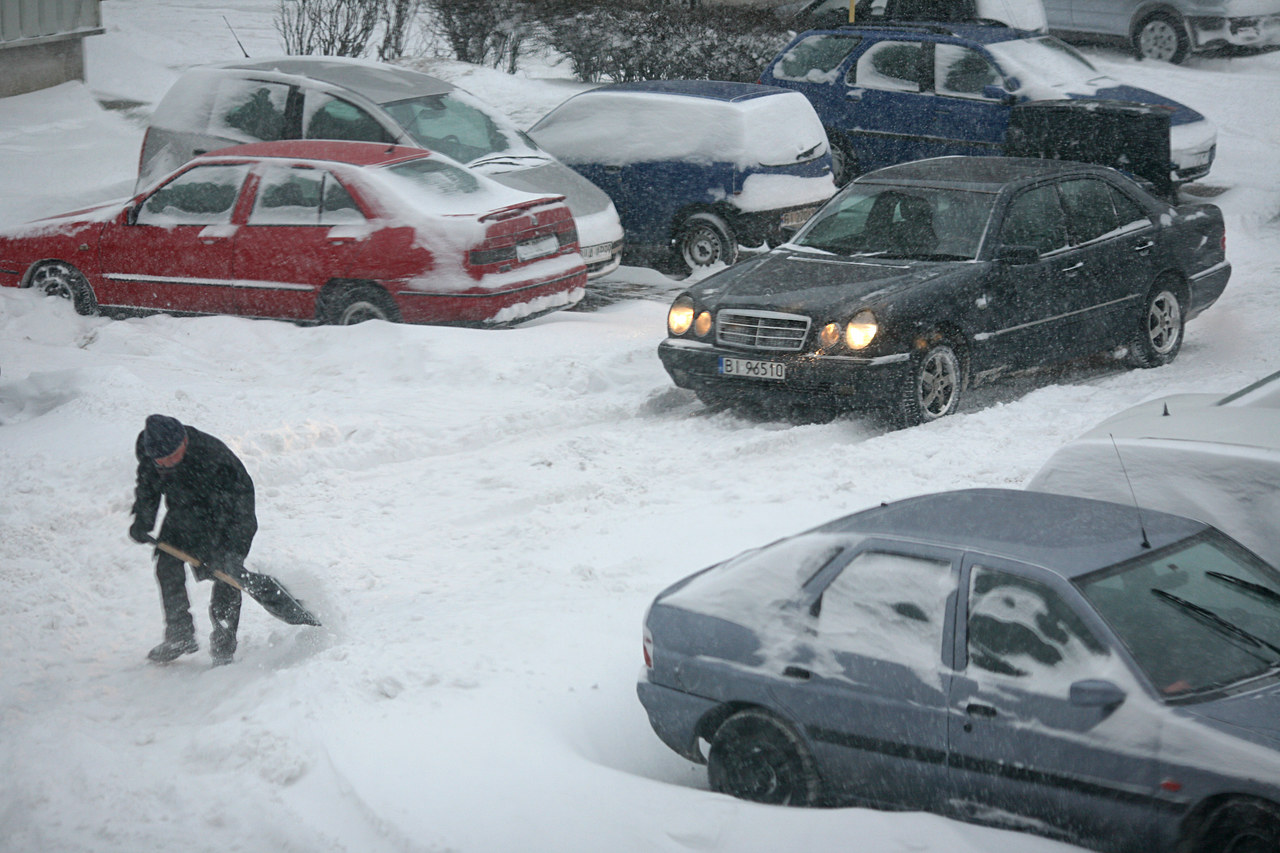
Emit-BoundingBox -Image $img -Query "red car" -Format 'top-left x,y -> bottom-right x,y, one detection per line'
0,141 -> 587,327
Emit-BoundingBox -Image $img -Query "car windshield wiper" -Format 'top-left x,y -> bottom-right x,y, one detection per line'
1153,588 -> 1280,660
470,154 -> 550,167
1207,571 -> 1280,604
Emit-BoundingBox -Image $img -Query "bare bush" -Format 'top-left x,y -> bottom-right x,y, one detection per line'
276,0 -> 383,57
422,0 -> 536,72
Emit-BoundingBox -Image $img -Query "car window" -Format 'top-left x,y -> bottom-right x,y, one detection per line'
210,80 -> 291,142
818,551 -> 954,667
303,93 -> 394,143
381,92 -> 529,164
1077,533 -> 1280,697
853,41 -> 924,93
934,44 -> 1002,99
248,166 -> 366,226
967,566 -> 1109,682
384,158 -> 483,196
796,184 -> 995,259
136,164 -> 250,226
999,184 -> 1068,254
771,33 -> 862,83
1058,178 -> 1152,244
1058,178 -> 1121,244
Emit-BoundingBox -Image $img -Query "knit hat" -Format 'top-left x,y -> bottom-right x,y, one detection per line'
143,414 -> 187,459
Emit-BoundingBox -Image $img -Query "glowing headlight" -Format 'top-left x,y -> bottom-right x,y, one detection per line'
845,310 -> 877,350
668,296 -> 695,335
694,311 -> 712,338
819,323 -> 841,348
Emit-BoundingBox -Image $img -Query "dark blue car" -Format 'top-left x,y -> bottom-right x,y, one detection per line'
639,488 -> 1280,851
761,21 -> 1217,186
529,81 -> 836,275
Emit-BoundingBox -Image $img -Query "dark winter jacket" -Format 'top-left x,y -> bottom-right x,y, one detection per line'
132,426 -> 257,560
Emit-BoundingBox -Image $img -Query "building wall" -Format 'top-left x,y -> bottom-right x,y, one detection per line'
0,0 -> 104,98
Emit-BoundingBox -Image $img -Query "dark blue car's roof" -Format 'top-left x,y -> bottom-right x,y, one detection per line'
815,488 -> 1210,579
595,80 -> 791,103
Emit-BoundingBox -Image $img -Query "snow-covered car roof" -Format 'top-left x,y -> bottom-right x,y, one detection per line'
529,82 -> 829,169
1028,371 -> 1280,568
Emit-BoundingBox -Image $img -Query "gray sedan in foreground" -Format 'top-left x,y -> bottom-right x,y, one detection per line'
638,489 -> 1280,852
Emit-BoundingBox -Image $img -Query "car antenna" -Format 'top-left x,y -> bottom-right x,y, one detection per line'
1110,433 -> 1151,549
224,16 -> 250,58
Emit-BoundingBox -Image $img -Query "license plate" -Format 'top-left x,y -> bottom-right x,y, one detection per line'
720,356 -> 786,381
781,206 -> 818,228
517,234 -> 559,262
580,241 -> 613,263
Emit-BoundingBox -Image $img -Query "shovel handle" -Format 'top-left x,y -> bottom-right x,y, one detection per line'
147,537 -> 244,591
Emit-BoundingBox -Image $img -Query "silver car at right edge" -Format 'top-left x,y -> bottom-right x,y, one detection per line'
1043,0 -> 1280,63
639,488 -> 1280,852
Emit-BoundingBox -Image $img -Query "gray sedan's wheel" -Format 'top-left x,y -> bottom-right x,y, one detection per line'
1194,799 -> 1280,853
708,709 -> 819,806
319,284 -> 400,326
898,341 -> 962,426
675,212 -> 738,273
1127,283 -> 1184,368
29,261 -> 98,315
1135,12 -> 1189,63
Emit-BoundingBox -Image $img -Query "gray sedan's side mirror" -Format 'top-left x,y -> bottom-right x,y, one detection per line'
996,244 -> 1040,265
1069,679 -> 1126,710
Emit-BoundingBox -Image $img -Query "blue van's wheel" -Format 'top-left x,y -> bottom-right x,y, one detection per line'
675,212 -> 738,274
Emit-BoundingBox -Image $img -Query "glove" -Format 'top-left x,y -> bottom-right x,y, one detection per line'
129,519 -> 151,544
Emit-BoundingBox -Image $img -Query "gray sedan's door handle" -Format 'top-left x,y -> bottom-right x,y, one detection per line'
1133,240 -> 1155,254
1060,261 -> 1085,274
783,665 -> 812,680
966,702 -> 998,719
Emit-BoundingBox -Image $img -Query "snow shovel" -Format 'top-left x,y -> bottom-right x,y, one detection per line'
147,537 -> 321,627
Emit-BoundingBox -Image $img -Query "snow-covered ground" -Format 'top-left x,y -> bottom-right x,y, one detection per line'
1,3 -> 1279,851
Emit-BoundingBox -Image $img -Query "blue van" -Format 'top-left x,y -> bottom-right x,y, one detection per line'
529,81 -> 836,275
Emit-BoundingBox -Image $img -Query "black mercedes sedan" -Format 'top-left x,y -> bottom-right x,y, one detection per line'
658,157 -> 1231,426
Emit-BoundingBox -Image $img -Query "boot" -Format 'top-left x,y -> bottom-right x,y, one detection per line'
148,636 -> 198,662
209,572 -> 242,667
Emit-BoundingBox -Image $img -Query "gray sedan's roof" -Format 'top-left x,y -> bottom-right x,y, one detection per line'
816,488 -> 1210,578
217,56 -> 452,104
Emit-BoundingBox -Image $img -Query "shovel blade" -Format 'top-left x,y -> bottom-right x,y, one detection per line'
241,570 -> 322,627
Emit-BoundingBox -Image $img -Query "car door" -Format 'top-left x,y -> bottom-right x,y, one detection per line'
947,559 -> 1164,848
232,164 -> 373,320
844,39 -> 936,169
979,182 -> 1094,369
930,44 -> 1011,157
1056,176 -> 1156,347
770,543 -> 961,810
1069,0 -> 1135,34
98,162 -> 253,315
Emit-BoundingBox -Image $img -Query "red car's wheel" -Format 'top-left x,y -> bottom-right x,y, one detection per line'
29,261 -> 98,316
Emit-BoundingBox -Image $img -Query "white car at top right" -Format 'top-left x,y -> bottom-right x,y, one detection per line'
1042,0 -> 1280,63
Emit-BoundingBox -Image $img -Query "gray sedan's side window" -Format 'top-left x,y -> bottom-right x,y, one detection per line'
818,551 -> 954,666
967,566 -> 1108,682
136,164 -> 251,226
211,80 -> 291,142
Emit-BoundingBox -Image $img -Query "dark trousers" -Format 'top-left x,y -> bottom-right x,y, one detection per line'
155,550 -> 242,656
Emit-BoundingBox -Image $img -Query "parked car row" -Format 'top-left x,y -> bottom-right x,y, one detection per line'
0,10 -> 1233,324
